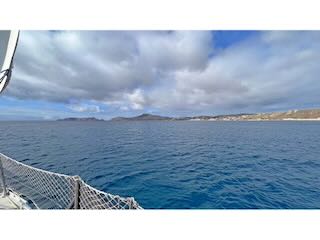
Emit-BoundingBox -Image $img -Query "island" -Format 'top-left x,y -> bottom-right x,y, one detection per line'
111,113 -> 171,121
57,109 -> 320,122
110,109 -> 320,121
57,117 -> 104,121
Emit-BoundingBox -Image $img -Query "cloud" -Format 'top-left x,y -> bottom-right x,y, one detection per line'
7,31 -> 212,103
132,31 -> 320,114
3,30 -> 320,116
67,103 -> 101,113
125,89 -> 146,110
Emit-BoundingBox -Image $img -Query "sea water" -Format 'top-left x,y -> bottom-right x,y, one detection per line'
1,120 -> 320,209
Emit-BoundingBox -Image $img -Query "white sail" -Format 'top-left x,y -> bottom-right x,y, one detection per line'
0,30 -> 19,93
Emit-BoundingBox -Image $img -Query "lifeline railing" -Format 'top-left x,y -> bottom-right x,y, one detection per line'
0,153 -> 142,209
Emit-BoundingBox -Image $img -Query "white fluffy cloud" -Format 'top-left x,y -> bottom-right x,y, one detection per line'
68,103 -> 101,113
4,31 -> 320,116
134,31 -> 320,114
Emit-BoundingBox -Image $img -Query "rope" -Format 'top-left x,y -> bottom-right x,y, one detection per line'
0,31 -> 19,93
0,69 -> 11,84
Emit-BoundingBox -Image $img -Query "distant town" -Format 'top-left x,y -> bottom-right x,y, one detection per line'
57,108 -> 320,122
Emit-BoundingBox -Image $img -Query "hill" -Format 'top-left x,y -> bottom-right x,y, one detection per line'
110,109 -> 320,121
57,117 -> 104,121
111,113 -> 172,121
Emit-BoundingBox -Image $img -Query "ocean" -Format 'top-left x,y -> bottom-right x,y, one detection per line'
1,120 -> 320,209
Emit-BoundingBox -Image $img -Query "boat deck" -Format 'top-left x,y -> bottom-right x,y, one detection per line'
0,190 -> 32,209
0,196 -> 19,209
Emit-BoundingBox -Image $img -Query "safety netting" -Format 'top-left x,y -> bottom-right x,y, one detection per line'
0,153 -> 142,209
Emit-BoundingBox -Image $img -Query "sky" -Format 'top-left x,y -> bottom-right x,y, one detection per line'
0,30 -> 320,120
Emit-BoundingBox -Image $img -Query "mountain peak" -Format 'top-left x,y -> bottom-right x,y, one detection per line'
111,113 -> 172,121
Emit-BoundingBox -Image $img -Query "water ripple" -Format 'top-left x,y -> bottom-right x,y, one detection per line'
1,121 -> 320,208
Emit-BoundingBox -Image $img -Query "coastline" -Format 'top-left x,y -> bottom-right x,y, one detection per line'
188,118 -> 320,121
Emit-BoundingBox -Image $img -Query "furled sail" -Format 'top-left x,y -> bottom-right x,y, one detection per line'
0,30 -> 19,93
